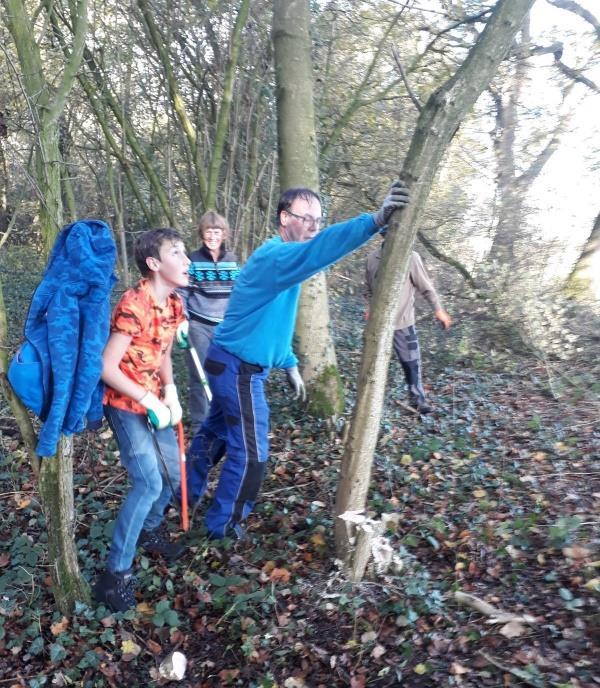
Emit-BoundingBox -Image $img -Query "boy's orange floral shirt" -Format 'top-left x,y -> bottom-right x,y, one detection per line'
103,278 -> 185,415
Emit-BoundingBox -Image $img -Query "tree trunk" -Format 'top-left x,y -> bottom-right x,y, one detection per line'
565,210 -> 600,300
334,0 -> 536,572
2,0 -> 91,613
39,436 -> 91,613
0,276 -> 39,477
273,0 -> 344,417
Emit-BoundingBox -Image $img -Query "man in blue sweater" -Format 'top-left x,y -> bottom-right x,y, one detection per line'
186,181 -> 409,539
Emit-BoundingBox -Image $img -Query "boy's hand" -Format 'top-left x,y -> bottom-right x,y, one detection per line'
176,321 -> 190,349
286,366 -> 306,402
140,391 -> 171,429
163,383 -> 183,425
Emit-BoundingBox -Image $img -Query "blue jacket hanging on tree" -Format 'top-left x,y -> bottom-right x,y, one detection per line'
8,219 -> 117,456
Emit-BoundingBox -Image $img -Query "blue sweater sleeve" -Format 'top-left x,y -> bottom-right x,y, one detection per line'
274,214 -> 378,292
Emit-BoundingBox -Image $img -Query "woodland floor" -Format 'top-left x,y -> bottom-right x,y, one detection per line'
0,291 -> 598,688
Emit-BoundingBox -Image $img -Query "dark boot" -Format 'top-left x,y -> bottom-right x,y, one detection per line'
138,527 -> 186,560
409,394 -> 433,415
93,569 -> 137,612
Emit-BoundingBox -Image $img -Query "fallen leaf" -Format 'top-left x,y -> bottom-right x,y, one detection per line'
349,676 -> 366,688
562,545 -> 591,560
50,617 -> 69,636
121,639 -> 142,661
499,621 -> 526,638
310,533 -> 326,547
136,602 -> 154,615
219,669 -> 240,681
270,568 -> 291,584
146,639 -> 162,655
371,644 -> 386,659
284,678 -> 306,688
505,545 -> 522,559
450,661 -> 470,675
15,496 -> 31,509
0,553 -> 10,568
584,578 -> 600,591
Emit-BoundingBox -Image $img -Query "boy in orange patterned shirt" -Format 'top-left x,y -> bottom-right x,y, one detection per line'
94,228 -> 190,612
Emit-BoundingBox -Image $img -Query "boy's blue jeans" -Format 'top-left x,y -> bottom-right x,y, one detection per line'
104,405 -> 180,573
187,343 -> 270,539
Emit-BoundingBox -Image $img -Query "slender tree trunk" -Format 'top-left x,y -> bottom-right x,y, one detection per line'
2,0 -> 91,613
0,276 -> 39,477
565,210 -> 600,300
207,0 -> 251,209
334,0 -> 536,572
39,436 -> 90,612
107,151 -> 130,287
0,111 -> 8,233
273,0 -> 344,417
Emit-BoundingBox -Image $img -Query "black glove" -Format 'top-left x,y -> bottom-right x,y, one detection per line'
373,180 -> 410,228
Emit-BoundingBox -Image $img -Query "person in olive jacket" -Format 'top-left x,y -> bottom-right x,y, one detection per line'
365,242 -> 451,414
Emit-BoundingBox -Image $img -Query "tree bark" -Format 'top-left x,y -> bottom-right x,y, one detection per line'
0,276 -> 39,477
273,0 -> 344,417
39,436 -> 91,613
334,0 -> 536,571
2,0 -> 91,613
565,210 -> 600,301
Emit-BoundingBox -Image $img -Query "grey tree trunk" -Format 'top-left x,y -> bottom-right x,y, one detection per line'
334,0 -> 536,572
488,18 -> 572,266
273,0 -> 344,417
565,210 -> 600,301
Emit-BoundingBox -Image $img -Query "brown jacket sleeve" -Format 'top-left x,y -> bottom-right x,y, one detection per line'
409,252 -> 442,312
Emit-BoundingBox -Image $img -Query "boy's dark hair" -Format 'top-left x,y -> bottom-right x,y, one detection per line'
134,228 -> 183,276
276,188 -> 320,224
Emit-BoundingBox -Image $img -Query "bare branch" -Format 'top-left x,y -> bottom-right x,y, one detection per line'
545,0 -> 600,40
391,47 -> 423,112
554,58 -> 600,92
417,230 -> 479,289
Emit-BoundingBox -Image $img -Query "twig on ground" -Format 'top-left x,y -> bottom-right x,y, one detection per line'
262,482 -> 312,496
454,591 -> 536,624
478,651 -> 561,687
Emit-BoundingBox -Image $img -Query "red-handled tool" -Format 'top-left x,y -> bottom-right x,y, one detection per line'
176,422 -> 189,532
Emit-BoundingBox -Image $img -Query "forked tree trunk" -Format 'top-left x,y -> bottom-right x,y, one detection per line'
334,0 -> 536,572
273,0 -> 344,417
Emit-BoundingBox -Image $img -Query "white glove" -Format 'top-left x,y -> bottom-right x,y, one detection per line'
163,383 -> 182,425
175,320 -> 190,349
139,391 -> 171,429
286,366 -> 306,402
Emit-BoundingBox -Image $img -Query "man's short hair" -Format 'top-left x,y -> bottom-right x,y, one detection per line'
198,210 -> 230,241
134,227 -> 183,276
276,188 -> 321,224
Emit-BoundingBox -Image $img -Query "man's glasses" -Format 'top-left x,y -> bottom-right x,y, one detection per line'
285,210 -> 323,228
